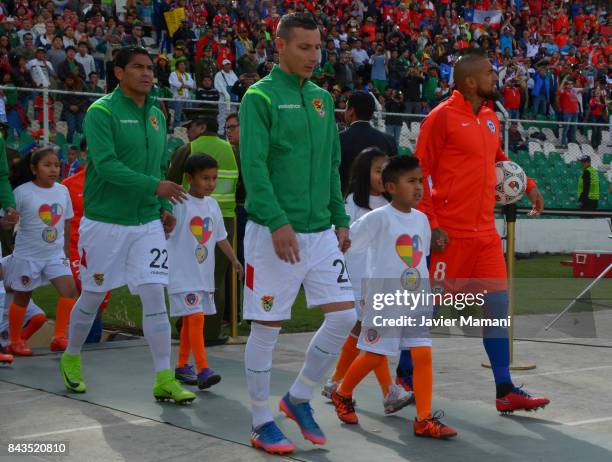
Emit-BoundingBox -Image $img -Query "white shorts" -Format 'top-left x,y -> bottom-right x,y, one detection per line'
243,221 -> 354,321
357,278 -> 433,356
78,218 -> 168,294
4,254 -> 71,291
169,291 -> 216,317
0,295 -> 45,347
357,323 -> 432,357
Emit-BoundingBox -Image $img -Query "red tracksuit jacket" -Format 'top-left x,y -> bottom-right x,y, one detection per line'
415,90 -> 536,238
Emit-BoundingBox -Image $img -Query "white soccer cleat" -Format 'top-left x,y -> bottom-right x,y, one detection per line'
383,383 -> 414,414
321,379 -> 339,400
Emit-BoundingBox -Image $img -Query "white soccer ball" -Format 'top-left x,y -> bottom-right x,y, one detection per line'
495,161 -> 527,205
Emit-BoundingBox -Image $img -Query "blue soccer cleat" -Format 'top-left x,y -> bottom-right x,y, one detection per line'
279,392 -> 327,445
250,421 -> 295,455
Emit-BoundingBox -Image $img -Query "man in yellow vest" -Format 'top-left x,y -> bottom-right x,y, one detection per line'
577,155 -> 600,212
168,115 -> 239,342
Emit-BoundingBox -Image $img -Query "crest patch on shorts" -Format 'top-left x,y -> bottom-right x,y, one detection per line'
93,273 -> 105,286
364,328 -> 380,345
261,295 -> 274,312
185,293 -> 200,307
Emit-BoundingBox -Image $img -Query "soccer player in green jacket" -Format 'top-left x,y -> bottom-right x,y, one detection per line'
0,123 -> 18,364
239,14 -> 356,454
59,46 -> 195,404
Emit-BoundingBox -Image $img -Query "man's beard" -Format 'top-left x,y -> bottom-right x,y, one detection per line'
478,87 -> 501,101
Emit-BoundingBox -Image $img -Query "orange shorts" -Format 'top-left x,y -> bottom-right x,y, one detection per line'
429,233 -> 508,293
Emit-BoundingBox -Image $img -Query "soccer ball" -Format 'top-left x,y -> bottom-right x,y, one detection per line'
495,161 -> 527,205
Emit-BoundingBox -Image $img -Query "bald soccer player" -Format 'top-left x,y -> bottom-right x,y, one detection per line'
415,49 -> 549,414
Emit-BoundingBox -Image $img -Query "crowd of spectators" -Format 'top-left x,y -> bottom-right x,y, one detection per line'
0,0 -> 609,147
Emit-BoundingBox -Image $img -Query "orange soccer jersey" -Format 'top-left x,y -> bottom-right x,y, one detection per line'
415,91 -> 536,281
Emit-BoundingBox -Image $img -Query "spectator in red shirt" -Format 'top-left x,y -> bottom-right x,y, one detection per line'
588,88 -> 606,148
553,9 -> 569,34
216,33 -> 235,67
502,78 -> 521,119
555,28 -> 569,50
557,79 -> 581,146
361,17 -> 376,42
195,28 -> 219,63
212,5 -> 232,29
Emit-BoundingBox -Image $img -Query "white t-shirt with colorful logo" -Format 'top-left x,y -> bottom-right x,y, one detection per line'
348,203 -> 431,284
167,194 -> 227,294
345,193 -> 389,300
13,181 -> 74,260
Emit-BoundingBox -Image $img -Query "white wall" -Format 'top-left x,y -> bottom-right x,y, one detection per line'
494,218 -> 611,254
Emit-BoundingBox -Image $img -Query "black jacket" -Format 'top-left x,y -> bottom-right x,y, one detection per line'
339,120 -> 398,195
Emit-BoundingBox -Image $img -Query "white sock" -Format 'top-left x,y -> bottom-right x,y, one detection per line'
289,309 -> 356,402
66,291 -> 107,355
245,322 -> 280,428
137,284 -> 171,372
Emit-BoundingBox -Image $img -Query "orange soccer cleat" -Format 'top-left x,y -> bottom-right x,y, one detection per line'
413,411 -> 458,439
7,340 -> 32,356
50,337 -> 69,352
331,390 -> 359,424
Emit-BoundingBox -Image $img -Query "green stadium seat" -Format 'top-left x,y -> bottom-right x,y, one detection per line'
6,132 -> 19,150
53,132 -> 67,147
398,146 -> 412,156
71,132 -> 83,149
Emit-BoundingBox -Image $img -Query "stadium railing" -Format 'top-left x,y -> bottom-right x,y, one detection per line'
2,85 -> 610,212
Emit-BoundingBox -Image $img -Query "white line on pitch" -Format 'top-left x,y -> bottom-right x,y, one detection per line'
15,419 -> 152,439
0,388 -> 34,394
564,416 -> 612,426
512,364 -> 612,380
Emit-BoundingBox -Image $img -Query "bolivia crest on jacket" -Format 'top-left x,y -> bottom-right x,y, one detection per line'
311,98 -> 325,117
149,115 -> 159,131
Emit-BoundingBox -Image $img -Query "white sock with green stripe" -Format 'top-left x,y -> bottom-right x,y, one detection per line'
289,309 -> 357,401
245,322 -> 280,428
66,291 -> 107,355
137,284 -> 171,373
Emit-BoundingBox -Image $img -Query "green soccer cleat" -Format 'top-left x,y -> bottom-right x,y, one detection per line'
153,369 -> 197,404
60,352 -> 87,393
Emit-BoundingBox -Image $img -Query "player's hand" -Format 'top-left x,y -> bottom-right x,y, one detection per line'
271,224 -> 300,264
335,227 -> 350,252
431,227 -> 449,252
161,211 -> 176,234
3,208 -> 19,225
156,181 -> 188,204
232,259 -> 244,281
527,187 -> 544,216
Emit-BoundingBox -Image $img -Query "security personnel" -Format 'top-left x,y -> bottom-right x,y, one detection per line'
578,155 -> 599,211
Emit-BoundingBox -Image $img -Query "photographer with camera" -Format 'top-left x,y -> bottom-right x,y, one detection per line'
384,89 -> 406,147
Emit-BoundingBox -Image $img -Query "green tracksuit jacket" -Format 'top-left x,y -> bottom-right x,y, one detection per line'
0,134 -> 15,209
239,65 -> 349,233
83,86 -> 171,225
